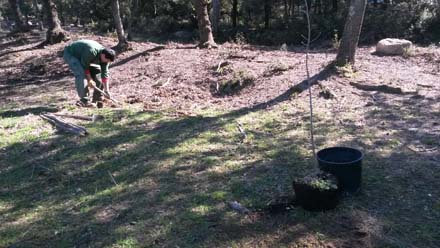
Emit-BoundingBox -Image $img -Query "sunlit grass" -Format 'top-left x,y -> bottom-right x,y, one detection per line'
1,96 -> 439,247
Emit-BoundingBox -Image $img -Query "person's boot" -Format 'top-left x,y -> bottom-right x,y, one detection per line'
92,95 -> 105,103
76,99 -> 95,108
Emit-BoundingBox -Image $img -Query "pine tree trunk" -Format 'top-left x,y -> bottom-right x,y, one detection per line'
336,0 -> 367,66
42,0 -> 68,44
332,0 -> 338,13
127,0 -> 139,41
290,0 -> 295,16
315,0 -> 322,14
264,0 -> 271,29
33,0 -> 44,30
111,0 -> 129,51
211,0 -> 221,35
8,0 -> 29,32
232,0 -> 238,27
194,0 -> 217,48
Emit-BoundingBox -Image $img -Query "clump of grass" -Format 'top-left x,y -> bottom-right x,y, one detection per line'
336,63 -> 357,78
212,61 -> 232,75
216,70 -> 255,95
263,61 -> 293,77
297,172 -> 338,191
402,46 -> 415,58
232,32 -> 247,46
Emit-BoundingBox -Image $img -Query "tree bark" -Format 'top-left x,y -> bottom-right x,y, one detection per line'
127,0 -> 139,41
315,0 -> 322,14
232,0 -> 238,27
8,0 -> 29,32
194,0 -> 217,48
211,0 -> 221,35
42,0 -> 68,44
32,0 -> 44,30
290,0 -> 295,16
264,0 -> 271,29
336,0 -> 367,66
111,0 -> 129,51
332,0 -> 338,13
57,0 -> 65,25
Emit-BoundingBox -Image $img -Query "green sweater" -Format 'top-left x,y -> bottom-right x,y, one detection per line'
65,39 -> 110,79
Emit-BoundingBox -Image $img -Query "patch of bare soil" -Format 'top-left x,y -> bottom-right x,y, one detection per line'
1,31 -> 439,114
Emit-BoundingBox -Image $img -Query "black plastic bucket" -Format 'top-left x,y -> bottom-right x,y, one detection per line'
317,147 -> 363,194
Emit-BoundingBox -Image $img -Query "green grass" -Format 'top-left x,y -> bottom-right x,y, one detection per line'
1,99 -> 439,248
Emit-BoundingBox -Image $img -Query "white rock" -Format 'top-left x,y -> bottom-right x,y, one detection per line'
376,38 -> 413,55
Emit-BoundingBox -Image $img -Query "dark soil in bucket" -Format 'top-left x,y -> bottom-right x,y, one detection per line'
293,172 -> 340,212
317,147 -> 363,194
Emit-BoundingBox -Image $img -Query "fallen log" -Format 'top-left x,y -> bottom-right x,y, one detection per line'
349,82 -> 405,94
53,113 -> 104,122
40,114 -> 88,136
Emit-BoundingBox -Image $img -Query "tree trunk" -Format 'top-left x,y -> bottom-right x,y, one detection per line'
315,0 -> 322,14
8,0 -> 29,32
57,0 -> 65,25
232,0 -> 238,28
383,0 -> 390,9
437,0 -> 440,16
127,0 -> 139,41
42,0 -> 68,44
264,0 -> 271,29
332,0 -> 338,13
111,0 -> 129,51
194,0 -> 217,48
290,0 -> 295,16
211,0 -> 221,35
32,0 -> 44,30
336,0 -> 367,66
306,0 -> 312,13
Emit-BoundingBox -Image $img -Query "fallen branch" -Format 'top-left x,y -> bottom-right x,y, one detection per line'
40,114 -> 87,136
236,121 -> 247,141
31,164 -> 53,179
108,171 -> 118,186
349,82 -> 417,95
228,201 -> 250,214
152,77 -> 171,88
53,114 -> 104,122
216,60 -> 229,73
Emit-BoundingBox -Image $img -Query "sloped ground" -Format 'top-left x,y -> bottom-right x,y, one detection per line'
0,30 -> 439,247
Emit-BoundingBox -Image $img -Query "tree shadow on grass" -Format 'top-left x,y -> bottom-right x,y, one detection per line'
110,46 -> 166,69
1,70 -> 439,247
0,105 -> 359,247
0,106 -> 58,118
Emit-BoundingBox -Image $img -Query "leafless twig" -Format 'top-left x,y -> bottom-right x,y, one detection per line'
108,171 -> 118,186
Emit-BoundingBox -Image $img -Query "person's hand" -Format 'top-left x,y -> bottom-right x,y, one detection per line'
87,79 -> 94,88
